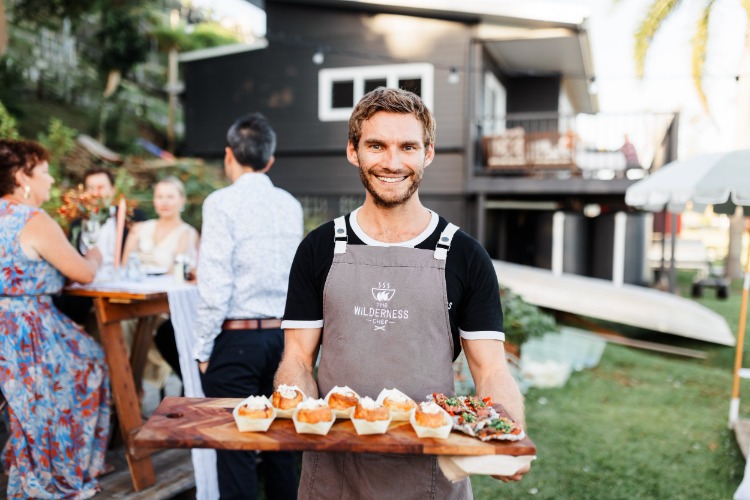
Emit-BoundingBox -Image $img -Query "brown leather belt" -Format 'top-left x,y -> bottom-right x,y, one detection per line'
222,318 -> 282,331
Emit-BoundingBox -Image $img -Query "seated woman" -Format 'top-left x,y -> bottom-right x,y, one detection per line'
122,176 -> 200,405
0,139 -> 110,498
122,176 -> 199,272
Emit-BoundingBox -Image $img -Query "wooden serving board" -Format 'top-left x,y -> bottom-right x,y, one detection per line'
134,397 -> 536,457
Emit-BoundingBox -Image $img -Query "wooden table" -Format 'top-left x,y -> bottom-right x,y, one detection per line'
135,397 -> 536,458
65,286 -> 170,492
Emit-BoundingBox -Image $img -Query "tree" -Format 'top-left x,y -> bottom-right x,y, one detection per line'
0,99 -> 19,139
634,0 -> 750,279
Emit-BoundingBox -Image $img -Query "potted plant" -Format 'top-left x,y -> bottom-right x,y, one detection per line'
500,286 -> 557,356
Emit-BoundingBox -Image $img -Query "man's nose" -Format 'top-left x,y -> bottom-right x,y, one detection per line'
383,147 -> 403,170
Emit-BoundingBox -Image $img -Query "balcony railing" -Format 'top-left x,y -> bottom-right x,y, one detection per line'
475,112 -> 678,179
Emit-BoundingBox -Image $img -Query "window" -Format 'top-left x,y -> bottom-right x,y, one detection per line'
318,63 -> 434,121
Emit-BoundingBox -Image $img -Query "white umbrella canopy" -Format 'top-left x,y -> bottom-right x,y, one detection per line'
625,149 -> 750,213
626,149 -> 750,430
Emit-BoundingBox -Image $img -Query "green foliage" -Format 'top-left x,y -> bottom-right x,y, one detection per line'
37,118 -> 77,179
184,22 -> 241,50
151,21 -> 240,53
0,100 -> 20,139
10,0 -> 99,28
634,0 -> 681,78
501,286 -> 557,346
96,8 -> 149,76
0,57 -> 27,116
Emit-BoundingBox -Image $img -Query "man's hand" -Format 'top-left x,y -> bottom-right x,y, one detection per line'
493,463 -> 531,482
198,361 -> 208,374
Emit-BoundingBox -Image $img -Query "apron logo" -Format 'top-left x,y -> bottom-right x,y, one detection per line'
353,281 -> 409,331
372,286 -> 395,302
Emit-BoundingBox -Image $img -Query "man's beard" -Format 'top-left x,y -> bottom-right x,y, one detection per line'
358,164 -> 424,209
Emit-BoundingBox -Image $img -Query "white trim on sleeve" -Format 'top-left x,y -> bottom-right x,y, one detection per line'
281,319 -> 324,329
459,329 -> 505,342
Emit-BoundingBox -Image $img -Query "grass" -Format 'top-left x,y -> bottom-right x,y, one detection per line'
471,270 -> 750,499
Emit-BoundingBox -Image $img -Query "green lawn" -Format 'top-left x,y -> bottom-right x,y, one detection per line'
472,271 -> 749,499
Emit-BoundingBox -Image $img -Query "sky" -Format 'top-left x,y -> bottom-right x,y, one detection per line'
570,0 -> 748,157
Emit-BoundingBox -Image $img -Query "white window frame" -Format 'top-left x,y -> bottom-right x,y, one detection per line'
483,71 -> 506,135
318,63 -> 434,122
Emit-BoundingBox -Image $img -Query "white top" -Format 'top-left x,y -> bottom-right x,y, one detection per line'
193,173 -> 303,362
134,219 -> 199,269
91,217 -> 117,267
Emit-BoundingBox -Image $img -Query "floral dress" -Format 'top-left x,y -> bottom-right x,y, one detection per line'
0,199 -> 110,499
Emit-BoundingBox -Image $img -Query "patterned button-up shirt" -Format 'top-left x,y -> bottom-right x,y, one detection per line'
193,173 -> 303,362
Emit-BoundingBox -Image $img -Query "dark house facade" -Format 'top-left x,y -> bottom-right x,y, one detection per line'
181,0 -> 677,286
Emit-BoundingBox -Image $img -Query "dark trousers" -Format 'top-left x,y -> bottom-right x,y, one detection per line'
154,320 -> 181,379
200,328 -> 298,500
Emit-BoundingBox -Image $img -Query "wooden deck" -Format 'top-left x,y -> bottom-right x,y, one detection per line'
0,447 -> 196,499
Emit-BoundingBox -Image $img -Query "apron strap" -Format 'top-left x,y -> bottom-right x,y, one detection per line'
333,216 -> 348,254
434,223 -> 459,260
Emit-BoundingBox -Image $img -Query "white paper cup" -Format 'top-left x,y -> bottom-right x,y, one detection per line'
292,408 -> 336,435
275,404 -> 302,419
351,415 -> 392,435
376,388 -> 416,422
233,396 -> 276,432
409,408 -> 453,439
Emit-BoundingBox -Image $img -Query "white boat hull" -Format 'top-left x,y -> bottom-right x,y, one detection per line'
493,260 -> 735,347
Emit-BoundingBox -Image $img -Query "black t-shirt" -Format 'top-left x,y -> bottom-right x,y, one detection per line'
283,210 -> 504,360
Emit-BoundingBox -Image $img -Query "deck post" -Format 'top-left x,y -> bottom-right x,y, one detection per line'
552,211 -> 564,276
612,212 -> 626,286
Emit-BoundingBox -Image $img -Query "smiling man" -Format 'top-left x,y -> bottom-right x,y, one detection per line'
275,87 -> 529,499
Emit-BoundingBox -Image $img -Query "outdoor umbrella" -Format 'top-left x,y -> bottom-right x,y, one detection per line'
624,149 -> 750,429
625,149 -> 750,212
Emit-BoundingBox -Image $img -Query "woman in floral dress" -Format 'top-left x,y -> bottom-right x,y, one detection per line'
0,139 -> 110,498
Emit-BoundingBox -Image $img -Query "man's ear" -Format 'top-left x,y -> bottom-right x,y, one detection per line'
260,155 -> 275,173
423,143 -> 435,167
346,141 -> 359,167
224,147 -> 234,166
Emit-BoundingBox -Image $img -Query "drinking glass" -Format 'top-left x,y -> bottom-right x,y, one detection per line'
81,218 -> 101,250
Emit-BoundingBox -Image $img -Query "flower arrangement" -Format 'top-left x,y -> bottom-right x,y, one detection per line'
57,185 -> 111,223
57,185 -> 138,224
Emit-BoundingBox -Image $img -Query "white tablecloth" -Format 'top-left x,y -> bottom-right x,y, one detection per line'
70,276 -> 219,500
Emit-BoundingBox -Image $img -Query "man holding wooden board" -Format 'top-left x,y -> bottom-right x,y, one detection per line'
276,87 -> 529,498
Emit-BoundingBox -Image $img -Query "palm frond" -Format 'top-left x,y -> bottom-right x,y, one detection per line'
691,1 -> 714,112
634,0 -> 683,77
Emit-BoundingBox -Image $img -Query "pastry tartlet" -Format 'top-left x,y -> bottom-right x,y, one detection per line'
292,398 -> 335,435
351,396 -> 391,435
410,401 -> 451,439
271,384 -> 306,418
376,388 -> 416,421
233,395 -> 276,432
324,386 -> 360,418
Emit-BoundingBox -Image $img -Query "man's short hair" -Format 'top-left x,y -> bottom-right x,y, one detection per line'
348,87 -> 436,149
226,112 -> 276,170
83,166 -> 115,187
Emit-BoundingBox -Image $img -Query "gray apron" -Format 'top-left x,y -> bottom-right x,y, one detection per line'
298,216 -> 472,500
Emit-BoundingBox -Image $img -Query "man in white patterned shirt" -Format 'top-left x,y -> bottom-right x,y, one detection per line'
194,112 -> 303,500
